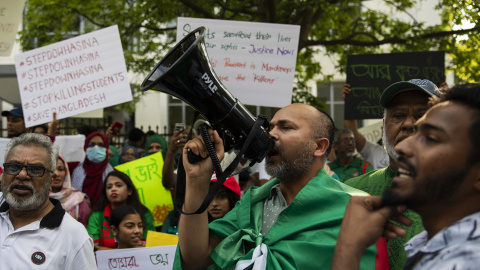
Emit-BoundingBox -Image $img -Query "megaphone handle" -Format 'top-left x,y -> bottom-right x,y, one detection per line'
187,148 -> 206,164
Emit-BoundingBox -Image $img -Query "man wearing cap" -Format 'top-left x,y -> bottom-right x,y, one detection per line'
345,79 -> 442,270
2,105 -> 30,138
332,83 -> 480,270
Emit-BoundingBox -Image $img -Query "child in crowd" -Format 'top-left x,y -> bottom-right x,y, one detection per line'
110,205 -> 144,249
207,174 -> 241,222
162,174 -> 241,234
87,171 -> 155,251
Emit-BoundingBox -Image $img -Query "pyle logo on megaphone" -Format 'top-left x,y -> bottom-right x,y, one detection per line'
200,72 -> 218,93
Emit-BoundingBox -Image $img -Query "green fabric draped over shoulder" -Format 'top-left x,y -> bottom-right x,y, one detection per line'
173,169 -> 378,270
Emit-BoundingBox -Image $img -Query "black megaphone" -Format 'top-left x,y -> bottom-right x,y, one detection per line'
141,27 -> 273,163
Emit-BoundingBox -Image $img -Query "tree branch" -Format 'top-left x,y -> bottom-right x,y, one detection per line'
71,8 -> 108,28
302,26 -> 480,48
178,0 -> 215,18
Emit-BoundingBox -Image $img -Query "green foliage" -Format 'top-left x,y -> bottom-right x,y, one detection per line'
19,0 -> 480,110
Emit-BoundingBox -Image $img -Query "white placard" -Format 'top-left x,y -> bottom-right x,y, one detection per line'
14,25 -> 133,127
177,17 -> 300,108
358,121 -> 383,143
0,135 -> 86,165
96,245 -> 177,270
53,135 -> 86,162
0,0 -> 26,56
0,138 -> 10,166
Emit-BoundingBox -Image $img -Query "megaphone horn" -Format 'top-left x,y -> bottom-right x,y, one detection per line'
141,27 -> 273,163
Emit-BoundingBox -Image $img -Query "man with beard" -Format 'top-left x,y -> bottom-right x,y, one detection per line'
0,133 -> 96,269
329,129 -> 373,182
344,79 -> 441,270
331,83 -> 480,269
173,103 -> 387,270
1,105 -> 30,138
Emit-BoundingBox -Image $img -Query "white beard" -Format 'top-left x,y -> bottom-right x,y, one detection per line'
383,127 -> 399,160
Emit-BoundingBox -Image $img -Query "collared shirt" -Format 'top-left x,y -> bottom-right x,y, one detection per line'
329,156 -> 374,182
345,167 -> 425,270
261,184 -> 288,235
0,198 -> 96,270
404,211 -> 480,270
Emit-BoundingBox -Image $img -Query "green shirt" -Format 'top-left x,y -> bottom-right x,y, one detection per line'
174,169 -> 382,269
329,156 -> 374,182
345,166 -> 425,270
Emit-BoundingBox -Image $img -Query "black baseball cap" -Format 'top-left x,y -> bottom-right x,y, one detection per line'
380,79 -> 441,108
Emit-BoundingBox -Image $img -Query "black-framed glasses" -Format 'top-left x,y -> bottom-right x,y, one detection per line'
87,142 -> 106,148
3,163 -> 53,177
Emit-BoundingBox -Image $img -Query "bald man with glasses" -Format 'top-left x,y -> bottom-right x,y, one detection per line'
0,133 -> 96,270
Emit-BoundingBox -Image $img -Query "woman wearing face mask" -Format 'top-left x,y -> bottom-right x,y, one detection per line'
110,205 -> 144,249
50,155 -> 91,226
71,132 -> 114,206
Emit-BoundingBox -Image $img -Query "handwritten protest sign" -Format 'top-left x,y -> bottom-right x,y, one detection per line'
0,0 -> 26,56
14,25 -> 133,127
96,245 -> 177,270
115,152 -> 173,227
177,17 -> 300,108
358,121 -> 383,144
345,51 -> 445,119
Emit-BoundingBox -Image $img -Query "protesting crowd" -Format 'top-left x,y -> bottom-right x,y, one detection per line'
1,78 -> 479,270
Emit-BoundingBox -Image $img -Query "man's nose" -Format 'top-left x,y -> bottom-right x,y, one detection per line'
402,115 -> 416,130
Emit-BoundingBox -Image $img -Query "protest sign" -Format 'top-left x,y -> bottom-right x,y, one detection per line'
358,121 -> 383,144
14,25 -> 132,127
96,245 -> 177,270
146,231 -> 178,247
177,17 -> 300,108
53,135 -> 86,162
0,138 -> 10,165
115,152 -> 173,227
345,51 -> 445,119
0,0 -> 26,56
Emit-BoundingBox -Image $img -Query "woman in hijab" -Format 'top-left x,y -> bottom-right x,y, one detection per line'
144,134 -> 168,158
108,145 -> 120,167
71,131 -> 114,206
50,155 -> 91,226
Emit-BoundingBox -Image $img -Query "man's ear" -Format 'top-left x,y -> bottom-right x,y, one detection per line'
313,138 -> 330,158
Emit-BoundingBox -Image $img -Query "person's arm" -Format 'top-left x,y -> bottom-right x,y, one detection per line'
342,84 -> 367,152
331,196 -> 411,270
86,211 -> 112,252
162,129 -> 187,189
178,130 -> 223,270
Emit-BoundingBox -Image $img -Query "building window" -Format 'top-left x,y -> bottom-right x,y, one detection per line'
317,81 -> 345,129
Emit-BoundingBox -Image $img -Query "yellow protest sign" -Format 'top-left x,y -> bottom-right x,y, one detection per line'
146,231 -> 178,247
115,152 -> 173,227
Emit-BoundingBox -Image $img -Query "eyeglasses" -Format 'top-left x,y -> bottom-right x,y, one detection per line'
87,142 -> 106,148
3,163 -> 53,177
340,138 -> 356,144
